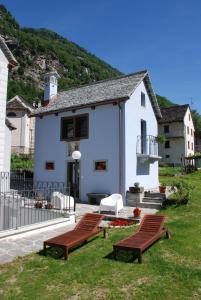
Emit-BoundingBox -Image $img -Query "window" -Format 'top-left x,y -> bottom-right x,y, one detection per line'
45,161 -> 55,170
61,114 -> 88,141
7,112 -> 16,117
165,155 -> 170,158
94,160 -> 107,171
188,141 -> 190,149
187,126 -> 189,134
189,114 -> 191,121
191,129 -> 193,136
164,125 -> 169,133
141,92 -> 145,107
165,141 -> 170,148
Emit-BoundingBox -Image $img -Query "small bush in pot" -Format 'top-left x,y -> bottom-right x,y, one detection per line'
159,183 -> 166,194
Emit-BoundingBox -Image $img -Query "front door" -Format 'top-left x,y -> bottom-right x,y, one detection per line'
67,161 -> 80,198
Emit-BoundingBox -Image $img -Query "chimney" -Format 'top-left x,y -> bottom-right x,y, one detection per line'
42,71 -> 60,106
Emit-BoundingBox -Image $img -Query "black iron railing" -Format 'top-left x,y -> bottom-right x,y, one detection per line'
0,186 -> 73,232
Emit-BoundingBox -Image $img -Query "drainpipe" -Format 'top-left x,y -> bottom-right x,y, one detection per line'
118,103 -> 122,196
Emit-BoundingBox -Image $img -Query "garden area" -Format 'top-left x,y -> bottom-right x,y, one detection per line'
0,171 -> 201,299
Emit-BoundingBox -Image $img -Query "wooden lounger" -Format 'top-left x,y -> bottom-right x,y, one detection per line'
113,214 -> 169,263
44,213 -> 104,260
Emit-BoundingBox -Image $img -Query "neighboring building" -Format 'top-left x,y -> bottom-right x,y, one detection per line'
32,70 -> 162,202
158,105 -> 195,166
0,35 -> 17,191
194,131 -> 201,152
6,95 -> 35,155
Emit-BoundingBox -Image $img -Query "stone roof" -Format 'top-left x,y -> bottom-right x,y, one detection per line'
0,35 -> 18,67
159,104 -> 189,123
7,95 -> 34,113
32,70 -> 162,119
5,118 -> 16,130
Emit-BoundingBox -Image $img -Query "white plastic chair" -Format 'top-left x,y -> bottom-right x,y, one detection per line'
51,191 -> 74,210
99,194 -> 124,216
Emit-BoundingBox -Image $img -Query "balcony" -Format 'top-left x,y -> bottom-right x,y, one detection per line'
136,135 -> 161,163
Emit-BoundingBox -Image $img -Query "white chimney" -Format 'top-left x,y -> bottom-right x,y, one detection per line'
43,71 -> 60,106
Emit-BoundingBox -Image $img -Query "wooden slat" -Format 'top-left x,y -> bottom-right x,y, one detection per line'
44,213 -> 104,260
114,214 -> 167,263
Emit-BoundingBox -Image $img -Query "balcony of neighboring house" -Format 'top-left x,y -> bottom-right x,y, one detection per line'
136,135 -> 161,163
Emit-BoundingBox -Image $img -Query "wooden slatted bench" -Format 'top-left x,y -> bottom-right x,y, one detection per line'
44,213 -> 104,260
113,214 -> 170,263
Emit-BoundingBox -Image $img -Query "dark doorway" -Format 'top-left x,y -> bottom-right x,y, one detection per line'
67,161 -> 80,198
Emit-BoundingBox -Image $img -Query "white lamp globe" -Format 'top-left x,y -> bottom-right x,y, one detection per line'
72,150 -> 81,160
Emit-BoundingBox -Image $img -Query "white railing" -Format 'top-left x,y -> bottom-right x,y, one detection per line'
137,135 -> 158,156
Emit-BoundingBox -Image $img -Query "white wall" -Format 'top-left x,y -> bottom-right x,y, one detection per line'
7,110 -> 35,154
4,124 -> 12,172
124,81 -> 159,190
184,107 -> 195,157
34,105 -> 120,201
0,48 -> 9,172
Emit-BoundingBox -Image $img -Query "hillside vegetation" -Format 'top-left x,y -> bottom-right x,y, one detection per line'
0,5 -> 121,102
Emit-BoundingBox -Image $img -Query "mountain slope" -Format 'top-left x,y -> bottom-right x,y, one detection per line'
0,5 -> 121,102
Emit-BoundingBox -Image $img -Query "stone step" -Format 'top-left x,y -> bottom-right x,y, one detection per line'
142,197 -> 164,204
137,202 -> 163,210
144,192 -> 165,199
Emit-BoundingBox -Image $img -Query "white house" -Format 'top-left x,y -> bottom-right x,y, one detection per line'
0,35 -> 17,191
158,105 -> 195,166
32,70 -> 162,202
6,95 -> 35,155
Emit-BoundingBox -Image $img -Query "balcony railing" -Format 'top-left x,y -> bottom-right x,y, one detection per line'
137,135 -> 158,156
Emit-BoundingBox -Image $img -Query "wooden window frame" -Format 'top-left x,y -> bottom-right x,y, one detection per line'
164,125 -> 169,133
165,141 -> 170,149
45,161 -> 55,171
94,160 -> 108,172
60,113 -> 89,141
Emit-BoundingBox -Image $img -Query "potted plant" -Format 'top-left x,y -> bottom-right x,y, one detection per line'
35,201 -> 43,209
129,182 -> 144,193
45,203 -> 53,209
133,204 -> 141,218
159,183 -> 166,194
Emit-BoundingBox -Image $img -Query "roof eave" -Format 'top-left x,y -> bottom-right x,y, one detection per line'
31,96 -> 129,117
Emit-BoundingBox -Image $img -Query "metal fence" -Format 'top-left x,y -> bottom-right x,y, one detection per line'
0,186 -> 73,232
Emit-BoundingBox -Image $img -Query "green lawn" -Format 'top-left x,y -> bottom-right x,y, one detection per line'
0,172 -> 201,299
159,166 -> 182,177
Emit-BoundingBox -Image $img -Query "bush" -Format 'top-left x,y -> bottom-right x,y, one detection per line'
164,181 -> 192,206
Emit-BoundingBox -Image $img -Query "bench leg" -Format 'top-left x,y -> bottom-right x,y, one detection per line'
166,229 -> 171,239
113,247 -> 117,260
64,247 -> 68,261
43,243 -> 47,256
138,251 -> 142,264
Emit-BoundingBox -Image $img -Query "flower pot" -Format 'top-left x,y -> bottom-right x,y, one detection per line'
133,207 -> 141,218
159,186 -> 166,194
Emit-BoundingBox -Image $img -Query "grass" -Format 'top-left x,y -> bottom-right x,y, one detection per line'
0,172 -> 201,299
159,166 -> 182,177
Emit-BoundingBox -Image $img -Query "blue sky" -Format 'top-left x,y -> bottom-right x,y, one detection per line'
1,0 -> 201,112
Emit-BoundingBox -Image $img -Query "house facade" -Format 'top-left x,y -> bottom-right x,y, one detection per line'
32,71 -> 161,202
6,95 -> 35,155
0,36 -> 17,191
158,105 -> 195,166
